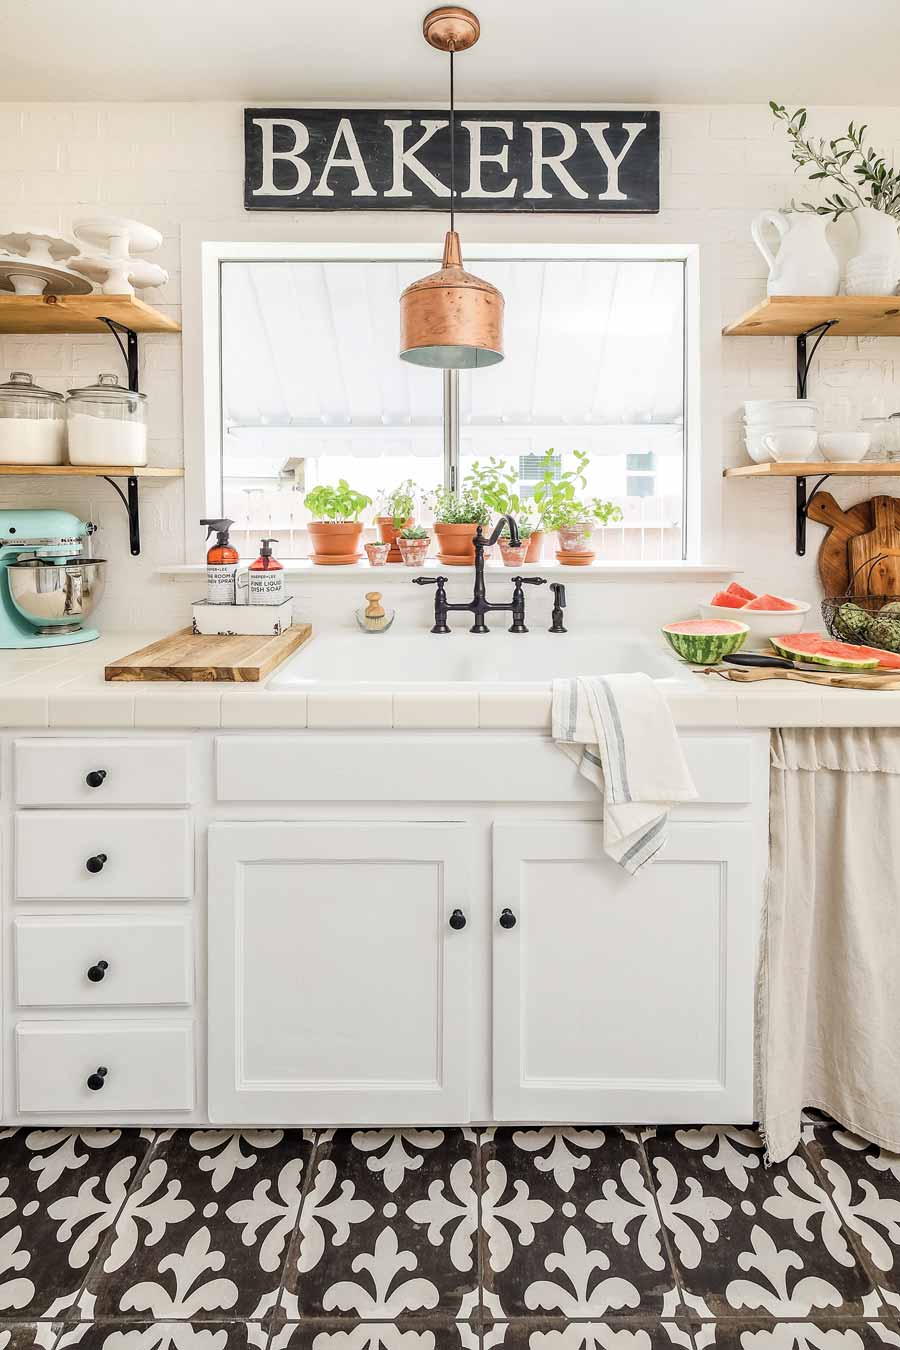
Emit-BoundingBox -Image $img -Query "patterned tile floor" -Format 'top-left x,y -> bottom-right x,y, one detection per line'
0,1120 -> 899,1349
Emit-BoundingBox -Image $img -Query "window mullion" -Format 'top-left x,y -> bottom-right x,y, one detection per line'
443,368 -> 459,492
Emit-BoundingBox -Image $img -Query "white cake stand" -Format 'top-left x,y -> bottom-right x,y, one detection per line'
0,253 -> 92,296
67,253 -> 168,296
0,228 -> 78,265
73,216 -> 163,259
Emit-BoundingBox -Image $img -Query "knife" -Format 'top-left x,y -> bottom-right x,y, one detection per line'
723,651 -> 885,675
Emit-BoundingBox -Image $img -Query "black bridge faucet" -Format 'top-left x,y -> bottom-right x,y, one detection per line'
414,515 -> 548,634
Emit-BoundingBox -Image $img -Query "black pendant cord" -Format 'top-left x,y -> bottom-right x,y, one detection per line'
449,50 -> 456,233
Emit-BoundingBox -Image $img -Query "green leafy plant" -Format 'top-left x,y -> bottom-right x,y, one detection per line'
429,485 -> 492,526
304,480 -> 372,522
399,525 -> 429,540
770,103 -> 900,220
527,449 -> 622,533
379,479 -> 417,528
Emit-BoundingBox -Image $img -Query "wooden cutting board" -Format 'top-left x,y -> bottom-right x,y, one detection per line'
807,491 -> 900,594
709,665 -> 900,690
847,494 -> 900,595
106,624 -> 312,682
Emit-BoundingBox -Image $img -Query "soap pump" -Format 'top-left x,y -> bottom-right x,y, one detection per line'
201,518 -> 238,604
248,537 -> 285,605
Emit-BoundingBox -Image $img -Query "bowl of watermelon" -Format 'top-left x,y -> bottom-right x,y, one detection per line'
699,582 -> 810,642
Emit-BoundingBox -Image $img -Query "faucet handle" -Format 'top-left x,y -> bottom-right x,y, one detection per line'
512,576 -> 548,586
412,575 -> 448,587
550,582 -> 567,634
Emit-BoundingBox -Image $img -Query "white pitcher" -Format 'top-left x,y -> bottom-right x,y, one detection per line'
751,210 -> 840,296
845,206 -> 900,295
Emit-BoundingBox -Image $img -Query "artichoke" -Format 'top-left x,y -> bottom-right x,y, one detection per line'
832,601 -> 870,641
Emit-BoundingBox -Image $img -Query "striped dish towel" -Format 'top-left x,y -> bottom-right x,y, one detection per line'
552,674 -> 697,874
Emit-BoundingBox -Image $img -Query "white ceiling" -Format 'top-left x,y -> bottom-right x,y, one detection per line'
7,0 -> 900,104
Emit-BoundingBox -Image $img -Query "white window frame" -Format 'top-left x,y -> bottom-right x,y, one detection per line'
181,225 -> 719,566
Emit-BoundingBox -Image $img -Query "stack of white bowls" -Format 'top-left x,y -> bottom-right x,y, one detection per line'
743,399 -> 818,463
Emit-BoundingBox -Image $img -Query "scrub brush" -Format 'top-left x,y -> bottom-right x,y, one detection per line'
356,591 -> 395,633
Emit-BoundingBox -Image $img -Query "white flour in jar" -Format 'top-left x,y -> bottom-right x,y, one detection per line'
0,417 -> 66,464
66,414 -> 147,466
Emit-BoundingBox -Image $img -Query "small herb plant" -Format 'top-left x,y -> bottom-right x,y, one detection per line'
304,480 -> 372,522
380,479 -> 417,527
400,525 -> 429,540
529,449 -> 621,532
771,103 -> 900,220
429,485 -> 492,527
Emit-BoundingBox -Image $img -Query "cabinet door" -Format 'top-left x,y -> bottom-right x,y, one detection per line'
492,821 -> 757,1124
208,822 -> 471,1124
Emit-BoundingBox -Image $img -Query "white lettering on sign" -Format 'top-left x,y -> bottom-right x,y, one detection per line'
522,122 -> 588,199
251,118 -> 312,195
460,121 -> 516,197
384,119 -> 450,198
313,117 -> 376,197
581,121 -> 648,200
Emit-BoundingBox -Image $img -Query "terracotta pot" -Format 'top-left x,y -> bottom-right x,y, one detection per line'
524,530 -> 544,563
557,523 -> 593,553
555,549 -> 596,566
398,536 -> 430,567
498,538 -> 529,567
308,521 -> 364,565
376,515 -> 413,563
433,521 -> 485,566
365,541 -> 390,567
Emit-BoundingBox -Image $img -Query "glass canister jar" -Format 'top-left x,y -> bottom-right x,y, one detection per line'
0,372 -> 66,465
66,373 -> 148,467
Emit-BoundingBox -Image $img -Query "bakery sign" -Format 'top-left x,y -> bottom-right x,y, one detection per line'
244,108 -> 659,213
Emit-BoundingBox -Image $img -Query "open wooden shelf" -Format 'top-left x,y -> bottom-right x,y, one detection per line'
724,295 -> 900,337
724,461 -> 900,479
0,465 -> 182,478
0,294 -> 180,335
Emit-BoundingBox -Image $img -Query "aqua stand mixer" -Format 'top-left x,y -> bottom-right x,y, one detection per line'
0,510 -> 105,648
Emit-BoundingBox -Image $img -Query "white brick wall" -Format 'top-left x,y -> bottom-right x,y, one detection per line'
1,99 -> 898,631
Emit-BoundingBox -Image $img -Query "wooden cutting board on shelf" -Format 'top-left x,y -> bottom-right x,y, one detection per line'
847,495 -> 900,595
807,491 -> 900,594
106,624 -> 312,682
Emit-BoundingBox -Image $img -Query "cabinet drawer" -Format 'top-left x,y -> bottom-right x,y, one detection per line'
15,812 -> 193,900
15,1022 -> 194,1114
15,916 -> 193,1007
15,739 -> 190,807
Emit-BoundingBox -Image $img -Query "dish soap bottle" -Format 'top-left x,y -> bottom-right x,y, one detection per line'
248,537 -> 285,605
201,518 -> 238,604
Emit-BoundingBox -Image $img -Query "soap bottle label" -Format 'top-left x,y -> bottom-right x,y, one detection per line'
208,562 -> 238,604
249,570 -> 285,605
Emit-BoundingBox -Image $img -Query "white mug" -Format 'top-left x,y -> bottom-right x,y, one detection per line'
761,429 -> 819,462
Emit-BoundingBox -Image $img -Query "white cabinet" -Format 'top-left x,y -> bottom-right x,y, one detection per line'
207,821 -> 472,1124
15,1022 -> 194,1114
492,821 -> 757,1123
15,811 -> 193,900
14,739 -> 191,807
14,915 -> 193,1007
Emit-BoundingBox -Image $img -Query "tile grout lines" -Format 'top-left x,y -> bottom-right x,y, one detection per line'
636,1125 -> 698,1341
265,1127 -> 325,1349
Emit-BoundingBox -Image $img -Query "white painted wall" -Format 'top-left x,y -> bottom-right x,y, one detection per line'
2,100 -> 900,634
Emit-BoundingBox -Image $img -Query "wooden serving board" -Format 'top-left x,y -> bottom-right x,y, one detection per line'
106,624 -> 312,682
710,666 -> 900,690
847,494 -> 900,595
807,491 -> 874,595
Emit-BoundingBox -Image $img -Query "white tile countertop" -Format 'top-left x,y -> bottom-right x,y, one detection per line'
0,630 -> 898,730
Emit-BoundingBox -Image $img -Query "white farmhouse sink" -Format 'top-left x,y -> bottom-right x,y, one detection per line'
270,631 -> 681,688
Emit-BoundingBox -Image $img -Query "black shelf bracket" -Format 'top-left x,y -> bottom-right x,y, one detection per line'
796,319 -> 838,398
795,472 -> 831,556
98,316 -> 139,392
101,475 -> 141,557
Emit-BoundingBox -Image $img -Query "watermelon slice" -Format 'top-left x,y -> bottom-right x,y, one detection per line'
726,582 -> 757,602
710,590 -> 749,608
662,618 -> 748,665
845,644 -> 900,671
743,593 -> 801,611
770,633 -> 879,670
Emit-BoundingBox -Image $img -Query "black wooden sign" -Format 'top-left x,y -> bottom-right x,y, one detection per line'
244,108 -> 659,213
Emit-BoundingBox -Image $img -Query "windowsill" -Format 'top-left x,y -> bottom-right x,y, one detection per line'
159,560 -> 741,582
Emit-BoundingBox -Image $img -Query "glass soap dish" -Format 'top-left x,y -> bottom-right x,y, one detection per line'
355,591 -> 395,633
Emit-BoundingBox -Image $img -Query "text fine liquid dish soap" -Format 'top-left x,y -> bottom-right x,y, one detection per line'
201,518 -> 238,604
248,537 -> 285,605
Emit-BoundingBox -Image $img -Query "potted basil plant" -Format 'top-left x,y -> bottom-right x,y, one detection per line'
429,486 -> 492,566
304,480 -> 372,565
377,479 -> 417,562
465,457 -> 536,565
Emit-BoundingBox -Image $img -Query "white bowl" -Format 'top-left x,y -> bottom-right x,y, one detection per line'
698,598 -> 810,643
818,431 -> 872,462
761,429 -> 819,462
744,399 -> 818,426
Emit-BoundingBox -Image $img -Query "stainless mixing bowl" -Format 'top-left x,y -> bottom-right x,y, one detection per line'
7,558 -> 106,633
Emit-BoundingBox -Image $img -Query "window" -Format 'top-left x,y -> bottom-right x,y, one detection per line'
214,250 -> 690,560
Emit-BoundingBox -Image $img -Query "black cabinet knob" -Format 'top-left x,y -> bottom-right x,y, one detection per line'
87,960 -> 109,983
449,908 -> 467,930
85,770 -> 107,788
499,907 -> 517,929
86,1067 -> 108,1091
85,854 -> 107,874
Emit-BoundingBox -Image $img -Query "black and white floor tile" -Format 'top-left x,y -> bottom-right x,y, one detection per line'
0,1123 -> 897,1348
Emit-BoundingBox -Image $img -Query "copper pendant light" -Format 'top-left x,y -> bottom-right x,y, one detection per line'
399,7 -> 504,369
